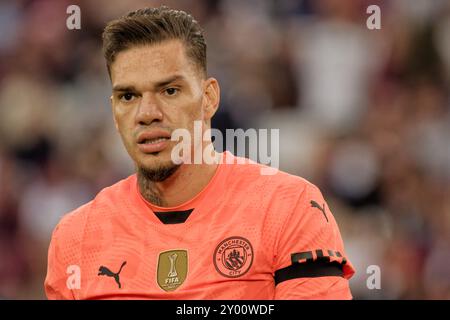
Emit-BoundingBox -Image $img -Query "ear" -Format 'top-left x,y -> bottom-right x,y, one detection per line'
202,77 -> 220,122
110,95 -> 119,131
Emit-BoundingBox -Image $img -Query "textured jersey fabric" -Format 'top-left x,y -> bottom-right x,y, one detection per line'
45,151 -> 355,299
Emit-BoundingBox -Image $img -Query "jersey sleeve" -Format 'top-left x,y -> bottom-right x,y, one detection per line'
44,222 -> 74,300
273,182 -> 355,299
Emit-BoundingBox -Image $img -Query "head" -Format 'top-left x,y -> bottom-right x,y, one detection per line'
102,6 -> 220,181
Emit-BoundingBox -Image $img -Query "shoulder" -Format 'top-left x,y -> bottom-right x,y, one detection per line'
222,152 -> 324,233
52,174 -> 136,242
224,152 -> 317,202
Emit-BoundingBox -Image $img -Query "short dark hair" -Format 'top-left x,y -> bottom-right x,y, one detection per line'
102,6 -> 206,78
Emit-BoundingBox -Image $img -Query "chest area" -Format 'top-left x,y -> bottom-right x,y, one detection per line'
76,211 -> 275,299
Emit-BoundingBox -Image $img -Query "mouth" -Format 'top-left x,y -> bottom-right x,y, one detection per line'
137,130 -> 171,154
139,137 -> 170,145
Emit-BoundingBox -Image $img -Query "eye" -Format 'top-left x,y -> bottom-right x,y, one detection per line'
164,88 -> 179,96
119,92 -> 136,102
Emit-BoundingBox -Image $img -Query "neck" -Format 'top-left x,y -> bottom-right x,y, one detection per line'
138,150 -> 220,208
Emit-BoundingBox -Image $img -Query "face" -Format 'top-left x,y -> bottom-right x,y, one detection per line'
110,40 -> 219,178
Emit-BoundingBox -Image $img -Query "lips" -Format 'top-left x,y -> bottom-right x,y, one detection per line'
136,129 -> 171,154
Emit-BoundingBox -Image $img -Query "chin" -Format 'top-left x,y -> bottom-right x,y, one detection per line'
137,151 -> 174,170
137,156 -> 181,182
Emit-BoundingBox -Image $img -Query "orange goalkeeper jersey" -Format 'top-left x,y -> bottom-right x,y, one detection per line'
45,151 -> 355,299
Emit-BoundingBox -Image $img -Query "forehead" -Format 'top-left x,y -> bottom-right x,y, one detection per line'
110,40 -> 198,85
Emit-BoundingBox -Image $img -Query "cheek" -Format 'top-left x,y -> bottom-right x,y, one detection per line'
167,98 -> 202,128
183,106 -> 203,133
186,97 -> 204,120
115,113 -> 135,145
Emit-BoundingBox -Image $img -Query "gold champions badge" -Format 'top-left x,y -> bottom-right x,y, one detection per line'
157,249 -> 188,292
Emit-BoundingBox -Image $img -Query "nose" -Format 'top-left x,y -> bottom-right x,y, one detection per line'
135,93 -> 163,126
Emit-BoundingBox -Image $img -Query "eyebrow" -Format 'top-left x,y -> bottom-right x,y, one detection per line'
112,75 -> 186,92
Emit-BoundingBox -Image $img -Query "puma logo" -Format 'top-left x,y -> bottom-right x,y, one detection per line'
98,261 -> 127,289
310,200 -> 329,222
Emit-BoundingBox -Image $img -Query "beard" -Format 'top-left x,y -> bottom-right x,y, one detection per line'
137,160 -> 181,182
136,158 -> 181,206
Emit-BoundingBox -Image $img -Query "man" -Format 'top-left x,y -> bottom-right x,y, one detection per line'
45,6 -> 355,299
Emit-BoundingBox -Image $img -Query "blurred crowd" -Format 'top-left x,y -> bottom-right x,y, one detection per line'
0,0 -> 449,299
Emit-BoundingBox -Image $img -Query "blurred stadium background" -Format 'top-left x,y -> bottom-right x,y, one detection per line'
0,0 -> 449,299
